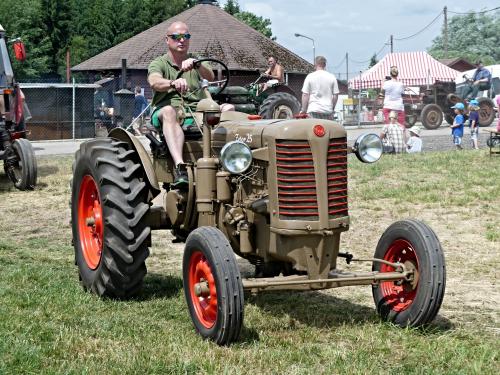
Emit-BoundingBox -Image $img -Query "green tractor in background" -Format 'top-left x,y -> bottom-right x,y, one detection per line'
214,74 -> 301,119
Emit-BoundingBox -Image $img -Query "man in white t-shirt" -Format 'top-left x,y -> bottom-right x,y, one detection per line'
379,66 -> 405,125
300,56 -> 339,120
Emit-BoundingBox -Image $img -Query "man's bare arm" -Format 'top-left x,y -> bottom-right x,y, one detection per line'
332,94 -> 338,112
197,62 -> 215,81
301,92 -> 310,113
148,73 -> 175,92
0,95 -> 5,115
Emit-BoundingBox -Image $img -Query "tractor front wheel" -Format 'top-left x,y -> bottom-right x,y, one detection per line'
183,227 -> 244,345
372,219 -> 446,327
4,138 -> 37,190
71,138 -> 151,298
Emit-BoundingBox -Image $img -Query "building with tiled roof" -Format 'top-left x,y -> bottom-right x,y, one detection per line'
72,0 -> 312,99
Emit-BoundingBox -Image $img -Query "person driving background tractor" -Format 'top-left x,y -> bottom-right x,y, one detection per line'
260,55 -> 284,92
147,21 -> 233,188
462,60 -> 492,99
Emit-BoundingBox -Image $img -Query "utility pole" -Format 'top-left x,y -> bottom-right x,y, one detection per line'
346,52 -> 349,82
444,6 -> 448,58
390,35 -> 393,53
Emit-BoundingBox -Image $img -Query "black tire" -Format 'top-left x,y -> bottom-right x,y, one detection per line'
420,104 -> 443,130
477,97 -> 495,127
183,227 -> 244,345
259,92 -> 300,119
4,138 -> 37,190
486,137 -> 500,148
446,93 -> 461,105
71,137 -> 151,298
372,219 -> 446,327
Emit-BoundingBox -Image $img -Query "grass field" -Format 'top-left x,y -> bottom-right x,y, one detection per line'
0,149 -> 499,374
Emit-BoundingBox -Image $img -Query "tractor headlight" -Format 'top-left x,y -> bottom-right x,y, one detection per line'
220,141 -> 253,174
352,133 -> 382,163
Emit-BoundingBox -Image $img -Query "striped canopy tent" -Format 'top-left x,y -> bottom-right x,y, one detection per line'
349,51 -> 459,89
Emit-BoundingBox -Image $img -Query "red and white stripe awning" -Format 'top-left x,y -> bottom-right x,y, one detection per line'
349,51 -> 459,89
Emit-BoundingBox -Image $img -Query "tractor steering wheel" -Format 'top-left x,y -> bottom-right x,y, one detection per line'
175,58 -> 230,101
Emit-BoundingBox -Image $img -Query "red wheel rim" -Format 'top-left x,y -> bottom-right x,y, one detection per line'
379,239 -> 419,312
77,175 -> 104,270
188,250 -> 217,328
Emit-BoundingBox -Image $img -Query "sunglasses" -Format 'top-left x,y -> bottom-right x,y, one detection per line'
167,33 -> 191,41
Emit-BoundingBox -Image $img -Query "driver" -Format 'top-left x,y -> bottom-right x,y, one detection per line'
462,61 -> 492,99
147,21 -> 233,187
261,56 -> 284,92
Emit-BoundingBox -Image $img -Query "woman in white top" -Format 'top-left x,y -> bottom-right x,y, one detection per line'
379,66 -> 405,125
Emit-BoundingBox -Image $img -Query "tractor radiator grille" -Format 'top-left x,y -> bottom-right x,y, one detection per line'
327,138 -> 348,219
276,140 -> 318,220
276,138 -> 348,221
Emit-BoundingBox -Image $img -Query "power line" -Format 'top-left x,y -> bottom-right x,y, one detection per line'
332,55 -> 346,69
349,43 -> 387,65
394,11 -> 443,41
448,6 -> 500,15
336,4 -> 499,72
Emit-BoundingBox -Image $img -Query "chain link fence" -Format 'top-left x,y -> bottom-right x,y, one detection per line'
19,78 -> 142,141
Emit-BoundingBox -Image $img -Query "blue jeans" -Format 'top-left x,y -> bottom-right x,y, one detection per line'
462,82 -> 491,99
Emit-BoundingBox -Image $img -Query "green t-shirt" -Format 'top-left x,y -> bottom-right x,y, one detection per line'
148,54 -> 208,110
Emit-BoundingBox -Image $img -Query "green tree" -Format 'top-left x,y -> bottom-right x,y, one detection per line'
223,0 -> 275,39
41,0 -> 72,74
368,53 -> 378,68
223,0 -> 240,15
0,0 -> 51,79
428,11 -> 500,64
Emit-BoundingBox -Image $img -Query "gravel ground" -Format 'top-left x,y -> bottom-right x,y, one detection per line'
32,121 -> 499,155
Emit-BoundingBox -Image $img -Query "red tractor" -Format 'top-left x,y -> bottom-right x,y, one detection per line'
0,24 -> 37,190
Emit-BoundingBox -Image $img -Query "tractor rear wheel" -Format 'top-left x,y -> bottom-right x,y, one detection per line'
372,219 -> 446,327
71,138 -> 151,298
420,104 -> 443,130
477,97 -> 495,127
259,92 -> 300,119
183,227 -> 244,345
4,138 -> 37,190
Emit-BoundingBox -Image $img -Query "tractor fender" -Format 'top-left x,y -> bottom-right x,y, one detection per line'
263,84 -> 298,99
108,128 -> 160,195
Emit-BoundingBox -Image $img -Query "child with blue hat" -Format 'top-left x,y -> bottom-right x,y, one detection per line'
450,102 -> 465,150
468,99 -> 480,149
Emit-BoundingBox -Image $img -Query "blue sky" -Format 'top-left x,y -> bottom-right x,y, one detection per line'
222,0 -> 498,79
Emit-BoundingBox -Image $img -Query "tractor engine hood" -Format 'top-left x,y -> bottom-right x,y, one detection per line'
213,118 -> 346,149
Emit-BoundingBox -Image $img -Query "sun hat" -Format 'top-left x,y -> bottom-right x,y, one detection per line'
409,126 -> 421,137
469,99 -> 479,106
451,102 -> 465,110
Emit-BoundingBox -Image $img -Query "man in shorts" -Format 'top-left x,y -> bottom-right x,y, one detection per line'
260,56 -> 284,92
147,21 -> 232,187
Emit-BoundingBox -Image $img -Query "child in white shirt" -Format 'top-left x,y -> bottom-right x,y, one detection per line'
407,126 -> 422,153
